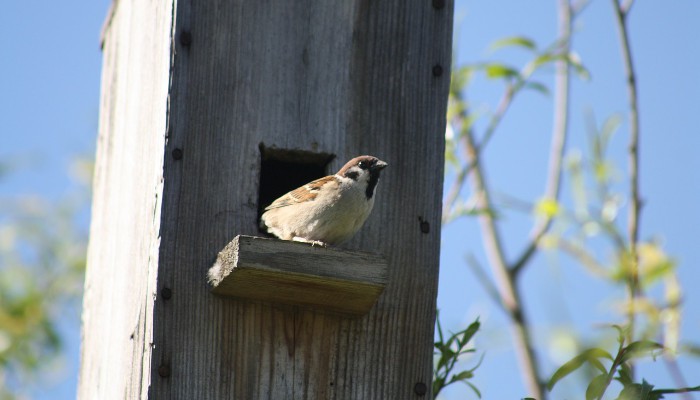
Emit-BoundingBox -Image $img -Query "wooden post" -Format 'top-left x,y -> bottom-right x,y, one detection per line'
79,0 -> 453,398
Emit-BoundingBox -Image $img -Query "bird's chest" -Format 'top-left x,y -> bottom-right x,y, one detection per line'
325,183 -> 374,223
310,188 -> 372,245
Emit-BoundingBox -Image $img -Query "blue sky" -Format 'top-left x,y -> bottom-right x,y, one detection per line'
438,1 -> 700,398
1,1 -> 698,399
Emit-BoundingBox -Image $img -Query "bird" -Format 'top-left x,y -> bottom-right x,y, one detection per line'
260,155 -> 388,246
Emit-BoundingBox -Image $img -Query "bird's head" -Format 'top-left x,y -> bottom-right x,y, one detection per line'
337,155 -> 388,199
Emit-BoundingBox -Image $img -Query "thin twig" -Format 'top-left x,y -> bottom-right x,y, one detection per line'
613,0 -> 642,293
621,0 -> 636,15
465,253 -> 505,311
511,0 -> 572,277
443,29 -> 577,222
571,0 -> 590,15
663,356 -> 693,400
654,386 -> 700,395
494,191 -> 533,214
443,84 -> 517,221
461,133 -> 512,307
461,128 -> 544,398
612,0 -> 642,350
442,158 -> 470,222
596,336 -> 627,400
557,238 -> 609,278
481,84 -> 517,151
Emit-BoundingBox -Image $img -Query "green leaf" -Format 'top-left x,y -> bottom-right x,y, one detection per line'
638,243 -> 676,287
532,53 -> 559,68
490,36 -> 537,52
435,311 -> 445,342
445,141 -> 459,169
461,318 -> 481,344
600,114 -> 622,148
451,65 -> 475,94
567,51 -> 591,80
620,341 -> 663,363
616,363 -> 634,386
589,357 -> 608,374
529,51 -> 590,80
485,64 -> 520,80
432,376 -> 446,396
547,348 -> 614,391
433,316 -> 482,396
465,380 -> 482,398
524,81 -> 550,96
611,324 -> 627,344
618,379 -> 657,400
593,160 -> 614,182
449,370 -> 474,383
458,348 -> 477,356
463,353 -> 485,374
435,349 -> 455,371
586,374 -> 609,400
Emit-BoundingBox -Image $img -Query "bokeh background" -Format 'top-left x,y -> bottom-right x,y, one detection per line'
1,0 -> 698,398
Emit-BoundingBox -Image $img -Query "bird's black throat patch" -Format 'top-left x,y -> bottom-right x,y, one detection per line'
366,171 -> 381,199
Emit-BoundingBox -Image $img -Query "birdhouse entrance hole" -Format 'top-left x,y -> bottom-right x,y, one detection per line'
257,144 -> 335,225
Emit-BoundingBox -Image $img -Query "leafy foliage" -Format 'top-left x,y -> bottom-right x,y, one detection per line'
433,314 -> 482,398
547,327 -> 699,399
0,160 -> 91,398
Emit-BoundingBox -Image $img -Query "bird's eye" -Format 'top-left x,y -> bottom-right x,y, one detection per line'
358,161 -> 366,168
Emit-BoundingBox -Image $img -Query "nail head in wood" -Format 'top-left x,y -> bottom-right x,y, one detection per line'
414,382 -> 428,395
179,30 -> 192,46
161,287 -> 172,300
432,64 -> 443,77
418,217 -> 430,234
432,0 -> 446,10
207,235 -> 388,316
172,148 -> 183,160
158,365 -> 171,378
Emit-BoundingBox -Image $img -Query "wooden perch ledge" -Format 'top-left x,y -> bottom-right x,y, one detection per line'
208,235 -> 388,316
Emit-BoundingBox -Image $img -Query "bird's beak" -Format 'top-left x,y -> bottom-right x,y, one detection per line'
373,160 -> 388,171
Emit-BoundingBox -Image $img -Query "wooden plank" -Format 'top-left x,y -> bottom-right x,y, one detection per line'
77,0 -> 173,398
208,235 -> 387,316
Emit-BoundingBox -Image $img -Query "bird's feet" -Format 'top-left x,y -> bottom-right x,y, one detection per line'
292,237 -> 328,248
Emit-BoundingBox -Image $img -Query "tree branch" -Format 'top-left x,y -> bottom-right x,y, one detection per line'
511,0 -> 572,277
663,356 -> 694,400
612,0 -> 642,349
442,153 -> 471,222
465,253 -> 505,311
620,0 -> 636,15
443,83 -> 517,222
557,238 -> 609,277
461,128 -> 544,398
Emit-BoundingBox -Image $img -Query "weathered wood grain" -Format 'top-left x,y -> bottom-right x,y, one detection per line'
81,0 -> 453,398
78,0 -> 173,399
208,235 -> 387,316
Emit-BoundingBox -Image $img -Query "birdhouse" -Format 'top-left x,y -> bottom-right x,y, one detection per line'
79,1 -> 453,398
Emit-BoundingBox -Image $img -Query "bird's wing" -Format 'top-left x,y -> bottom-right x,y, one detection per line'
264,175 -> 337,210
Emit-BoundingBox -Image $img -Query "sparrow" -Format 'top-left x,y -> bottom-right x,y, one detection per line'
260,155 -> 388,246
